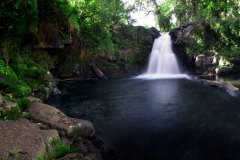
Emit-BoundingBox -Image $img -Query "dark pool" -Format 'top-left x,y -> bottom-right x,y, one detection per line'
48,79 -> 240,160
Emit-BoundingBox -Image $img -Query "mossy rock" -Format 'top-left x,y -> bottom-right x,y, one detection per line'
30,50 -> 54,71
0,102 -> 21,120
25,66 -> 42,78
0,60 -> 20,89
0,60 -> 31,98
12,85 -> 32,98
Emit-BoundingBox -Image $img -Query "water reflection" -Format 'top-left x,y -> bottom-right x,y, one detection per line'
48,79 -> 240,160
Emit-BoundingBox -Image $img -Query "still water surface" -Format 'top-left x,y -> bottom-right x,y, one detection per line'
48,79 -> 240,160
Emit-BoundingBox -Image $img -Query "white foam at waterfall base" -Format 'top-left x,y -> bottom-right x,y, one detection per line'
137,32 -> 189,79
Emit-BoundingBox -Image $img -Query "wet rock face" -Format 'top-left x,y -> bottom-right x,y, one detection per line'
71,137 -> 103,160
57,153 -> 84,160
0,119 -> 59,160
28,102 -> 95,138
98,25 -> 160,78
169,20 -> 206,74
148,27 -> 160,39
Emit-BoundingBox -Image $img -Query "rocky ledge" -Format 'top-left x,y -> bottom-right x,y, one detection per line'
0,102 -> 105,160
0,119 -> 59,160
196,78 -> 240,98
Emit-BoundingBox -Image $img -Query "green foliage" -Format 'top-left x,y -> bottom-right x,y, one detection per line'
0,103 -> 21,120
155,0 -> 174,32
0,59 -> 31,98
17,98 -> 31,110
38,138 -> 77,160
0,0 -> 38,36
143,0 -> 240,59
21,111 -> 33,119
0,37 -> 53,100
0,94 -> 31,120
8,151 -> 19,158
56,0 -> 130,55
13,85 -> 31,98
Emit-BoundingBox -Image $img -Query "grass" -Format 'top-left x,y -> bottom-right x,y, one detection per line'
8,151 -> 19,158
37,138 -> 78,160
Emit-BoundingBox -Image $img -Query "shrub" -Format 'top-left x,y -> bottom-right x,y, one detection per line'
12,85 -> 31,98
39,138 -> 78,160
0,104 -> 21,120
18,98 -> 31,110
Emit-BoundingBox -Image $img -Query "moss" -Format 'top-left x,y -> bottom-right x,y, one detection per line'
0,60 -> 4,66
2,95 -> 17,103
12,85 -> 31,98
30,50 -> 54,71
0,103 -> 21,120
25,66 -> 42,78
16,63 -> 27,78
0,60 -> 31,98
8,151 -> 19,158
21,112 -> 33,119
37,157 -> 45,160
38,138 -> 78,160
18,98 -> 31,110
0,38 -> 21,65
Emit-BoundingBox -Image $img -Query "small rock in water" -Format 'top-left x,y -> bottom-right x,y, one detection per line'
53,88 -> 61,95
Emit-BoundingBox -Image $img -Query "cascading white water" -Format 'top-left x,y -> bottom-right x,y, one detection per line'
147,32 -> 180,74
137,32 -> 189,79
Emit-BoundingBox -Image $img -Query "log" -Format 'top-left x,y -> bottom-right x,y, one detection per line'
89,62 -> 108,80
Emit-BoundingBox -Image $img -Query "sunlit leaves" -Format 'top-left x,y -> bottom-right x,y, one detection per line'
56,0 -> 130,54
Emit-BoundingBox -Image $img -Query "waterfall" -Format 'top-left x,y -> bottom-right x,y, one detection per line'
137,32 -> 189,79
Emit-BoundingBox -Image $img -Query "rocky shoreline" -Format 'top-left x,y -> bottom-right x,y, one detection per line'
194,77 -> 240,98
0,101 -> 114,160
1,76 -> 239,160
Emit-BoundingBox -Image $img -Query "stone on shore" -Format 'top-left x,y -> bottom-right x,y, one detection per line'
27,96 -> 42,103
0,119 -> 59,160
28,102 -> 95,138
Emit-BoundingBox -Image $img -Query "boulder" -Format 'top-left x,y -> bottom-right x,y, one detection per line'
0,119 -> 59,160
28,102 -> 95,138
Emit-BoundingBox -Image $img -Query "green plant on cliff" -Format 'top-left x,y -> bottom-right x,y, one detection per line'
56,0 -> 130,55
0,0 -> 38,36
134,0 -> 239,60
0,60 -> 31,98
171,0 -> 239,58
37,138 -> 77,160
0,103 -> 22,120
